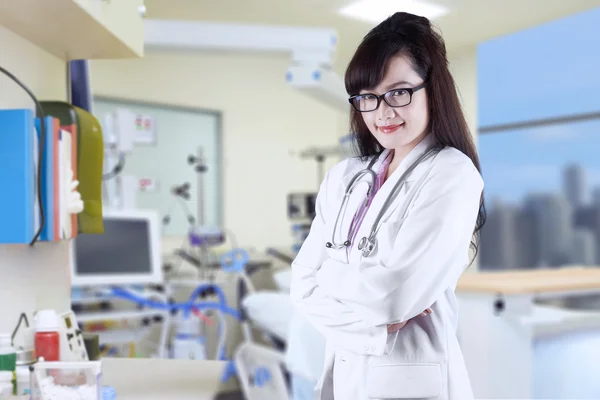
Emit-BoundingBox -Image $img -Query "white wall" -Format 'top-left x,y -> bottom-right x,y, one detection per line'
449,46 -> 480,270
91,51 -> 345,251
0,25 -> 70,336
449,47 -> 478,141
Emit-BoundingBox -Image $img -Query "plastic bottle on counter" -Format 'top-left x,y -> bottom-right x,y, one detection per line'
15,366 -> 30,396
172,314 -> 206,360
0,371 -> 13,397
34,310 -> 61,362
0,334 -> 16,372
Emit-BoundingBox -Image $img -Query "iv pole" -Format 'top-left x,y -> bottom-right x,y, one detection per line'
189,146 -> 208,227
297,139 -> 351,188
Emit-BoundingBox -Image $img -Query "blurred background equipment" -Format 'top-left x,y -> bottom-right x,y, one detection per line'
70,209 -> 163,287
287,193 -> 316,253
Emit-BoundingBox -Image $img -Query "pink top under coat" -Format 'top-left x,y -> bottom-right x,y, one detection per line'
346,151 -> 394,256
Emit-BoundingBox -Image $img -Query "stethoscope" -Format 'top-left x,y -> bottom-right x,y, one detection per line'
325,145 -> 443,258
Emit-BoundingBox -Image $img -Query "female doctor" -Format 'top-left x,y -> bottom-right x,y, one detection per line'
290,12 -> 486,400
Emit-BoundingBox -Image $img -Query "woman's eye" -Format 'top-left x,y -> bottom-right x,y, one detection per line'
392,90 -> 408,96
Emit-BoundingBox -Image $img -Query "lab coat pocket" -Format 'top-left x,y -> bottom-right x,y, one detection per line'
366,363 -> 442,399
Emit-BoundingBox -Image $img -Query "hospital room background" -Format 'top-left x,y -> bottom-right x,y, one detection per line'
1,1 -> 600,399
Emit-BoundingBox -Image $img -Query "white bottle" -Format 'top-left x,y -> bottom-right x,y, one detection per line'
0,371 -> 12,398
171,314 -> 206,360
16,366 -> 30,396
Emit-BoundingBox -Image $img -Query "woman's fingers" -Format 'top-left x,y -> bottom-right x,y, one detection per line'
419,308 -> 433,317
388,309 -> 434,333
387,321 -> 408,333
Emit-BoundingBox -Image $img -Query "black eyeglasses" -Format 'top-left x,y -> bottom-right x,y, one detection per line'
348,82 -> 427,112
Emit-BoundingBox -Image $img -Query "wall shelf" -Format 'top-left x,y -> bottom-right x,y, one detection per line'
0,0 -> 144,60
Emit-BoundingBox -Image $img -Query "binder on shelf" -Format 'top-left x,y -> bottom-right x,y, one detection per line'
52,118 -> 61,241
35,116 -> 58,242
40,101 -> 79,237
59,129 -> 74,239
0,109 -> 37,244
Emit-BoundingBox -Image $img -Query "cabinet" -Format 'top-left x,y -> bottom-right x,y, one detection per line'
0,0 -> 145,60
457,268 -> 600,399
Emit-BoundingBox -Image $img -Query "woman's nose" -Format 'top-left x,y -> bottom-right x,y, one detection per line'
376,100 -> 395,121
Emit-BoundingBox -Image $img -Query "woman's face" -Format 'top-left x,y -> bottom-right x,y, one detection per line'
360,54 -> 429,152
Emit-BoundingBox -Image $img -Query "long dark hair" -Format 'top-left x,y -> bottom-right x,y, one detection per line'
344,12 -> 486,260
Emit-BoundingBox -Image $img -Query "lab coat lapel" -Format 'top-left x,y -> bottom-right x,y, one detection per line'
349,135 -> 434,262
326,150 -> 391,263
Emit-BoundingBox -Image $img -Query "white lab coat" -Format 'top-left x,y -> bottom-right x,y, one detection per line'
285,311 -> 326,382
290,134 -> 483,400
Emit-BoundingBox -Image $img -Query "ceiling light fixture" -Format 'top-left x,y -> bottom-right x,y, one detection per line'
339,0 -> 449,24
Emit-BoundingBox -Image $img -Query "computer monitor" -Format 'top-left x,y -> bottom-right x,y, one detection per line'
70,209 -> 162,287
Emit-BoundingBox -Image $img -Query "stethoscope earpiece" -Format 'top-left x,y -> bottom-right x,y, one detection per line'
325,242 -> 333,248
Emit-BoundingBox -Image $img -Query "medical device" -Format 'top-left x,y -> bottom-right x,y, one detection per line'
109,278 -> 240,364
163,146 -> 227,260
188,146 -> 209,226
171,311 -> 208,361
70,209 -> 162,287
287,194 -> 316,253
327,146 -> 443,257
286,135 -> 357,253
101,108 -> 139,209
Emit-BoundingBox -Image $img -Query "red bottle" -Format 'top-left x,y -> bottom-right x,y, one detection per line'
34,310 -> 60,362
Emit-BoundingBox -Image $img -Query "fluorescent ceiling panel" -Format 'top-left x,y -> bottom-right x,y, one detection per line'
339,0 -> 449,24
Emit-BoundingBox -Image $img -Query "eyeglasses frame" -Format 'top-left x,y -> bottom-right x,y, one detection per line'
348,82 -> 428,112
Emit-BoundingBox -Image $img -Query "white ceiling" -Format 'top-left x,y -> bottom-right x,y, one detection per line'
144,0 -> 600,68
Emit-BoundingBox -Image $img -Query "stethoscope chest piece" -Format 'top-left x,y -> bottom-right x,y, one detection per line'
358,236 -> 376,257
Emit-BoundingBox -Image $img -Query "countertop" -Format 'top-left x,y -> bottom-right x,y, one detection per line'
457,267 -> 600,295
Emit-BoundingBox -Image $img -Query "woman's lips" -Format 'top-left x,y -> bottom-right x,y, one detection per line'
378,123 -> 403,134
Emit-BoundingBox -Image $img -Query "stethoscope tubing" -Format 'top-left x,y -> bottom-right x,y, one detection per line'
327,145 -> 443,257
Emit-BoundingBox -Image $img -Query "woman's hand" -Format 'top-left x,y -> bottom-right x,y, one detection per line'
387,308 -> 433,333
387,321 -> 407,333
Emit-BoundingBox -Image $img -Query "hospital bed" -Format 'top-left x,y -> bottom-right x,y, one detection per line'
232,268 -> 295,400
239,267 -> 326,400
159,243 -> 321,400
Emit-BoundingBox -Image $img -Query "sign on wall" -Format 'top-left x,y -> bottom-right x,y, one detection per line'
134,114 -> 156,144
138,177 -> 159,192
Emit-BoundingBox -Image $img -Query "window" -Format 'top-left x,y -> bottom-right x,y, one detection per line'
93,97 -> 222,236
479,119 -> 600,269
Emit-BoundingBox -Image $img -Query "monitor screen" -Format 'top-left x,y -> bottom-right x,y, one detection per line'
71,210 -> 162,286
